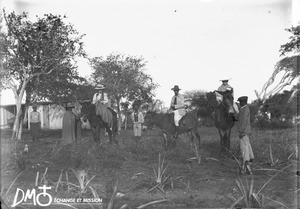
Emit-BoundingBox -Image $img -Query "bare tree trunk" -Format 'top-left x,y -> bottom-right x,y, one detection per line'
116,101 -> 122,132
12,100 -> 22,140
11,78 -> 27,140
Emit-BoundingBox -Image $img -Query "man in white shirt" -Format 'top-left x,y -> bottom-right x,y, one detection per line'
92,84 -> 109,106
169,85 -> 186,138
92,84 -> 113,128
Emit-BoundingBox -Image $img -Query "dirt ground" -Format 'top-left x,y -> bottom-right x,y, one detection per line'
1,125 -> 299,209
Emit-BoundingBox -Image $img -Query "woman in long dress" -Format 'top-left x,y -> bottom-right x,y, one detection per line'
62,102 -> 76,145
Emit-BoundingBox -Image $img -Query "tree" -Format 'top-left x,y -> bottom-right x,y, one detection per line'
0,11 -> 86,140
255,25 -> 299,102
90,53 -> 158,125
264,90 -> 296,121
183,90 -> 217,126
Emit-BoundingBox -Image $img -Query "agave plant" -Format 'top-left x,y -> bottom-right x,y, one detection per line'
228,164 -> 291,208
147,153 -> 171,194
69,169 -> 96,195
107,180 -> 170,209
1,171 -> 23,205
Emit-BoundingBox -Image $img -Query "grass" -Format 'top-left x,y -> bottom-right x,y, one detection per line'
0,126 -> 297,208
228,164 -> 292,208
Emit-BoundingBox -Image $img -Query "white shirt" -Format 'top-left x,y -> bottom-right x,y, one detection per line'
92,92 -> 109,105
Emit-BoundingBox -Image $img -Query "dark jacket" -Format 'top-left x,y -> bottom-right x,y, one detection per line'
237,105 -> 251,135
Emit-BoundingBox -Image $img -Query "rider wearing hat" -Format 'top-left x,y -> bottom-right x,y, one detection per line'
92,84 -> 110,106
169,85 -> 186,139
92,84 -> 113,128
216,78 -> 239,120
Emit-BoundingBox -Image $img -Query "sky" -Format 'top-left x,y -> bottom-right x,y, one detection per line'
0,0 -> 299,106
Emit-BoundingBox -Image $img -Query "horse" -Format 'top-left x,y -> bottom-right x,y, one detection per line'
81,102 -> 118,145
144,110 -> 201,151
214,90 -> 237,155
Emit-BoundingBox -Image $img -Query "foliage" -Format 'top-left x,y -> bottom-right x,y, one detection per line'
279,25 -> 300,56
70,169 -> 96,195
1,10 -> 86,139
255,25 -> 299,102
228,165 -> 291,209
1,11 -> 86,97
264,90 -> 296,121
183,90 -> 217,126
90,53 -> 158,112
250,89 -> 298,129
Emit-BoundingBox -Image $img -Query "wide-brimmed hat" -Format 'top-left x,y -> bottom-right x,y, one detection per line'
219,77 -> 231,82
237,96 -> 248,103
95,84 -> 105,90
171,85 -> 181,91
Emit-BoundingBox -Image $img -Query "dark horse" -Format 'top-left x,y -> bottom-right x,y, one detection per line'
81,102 -> 118,145
144,110 -> 201,151
214,90 -> 237,154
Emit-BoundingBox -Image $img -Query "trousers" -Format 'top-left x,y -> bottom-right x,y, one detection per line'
239,134 -> 254,162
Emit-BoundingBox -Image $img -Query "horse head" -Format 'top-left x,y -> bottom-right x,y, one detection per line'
216,90 -> 235,115
144,111 -> 156,126
80,102 -> 95,122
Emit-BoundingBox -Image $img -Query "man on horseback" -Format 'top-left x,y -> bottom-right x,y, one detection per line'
92,84 -> 110,107
92,84 -> 114,130
215,78 -> 239,121
168,85 -> 186,139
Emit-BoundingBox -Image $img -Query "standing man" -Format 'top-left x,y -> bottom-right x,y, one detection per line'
215,78 -> 239,120
169,85 -> 186,139
62,102 -> 76,145
237,96 -> 254,174
30,103 -> 41,142
131,102 -> 144,142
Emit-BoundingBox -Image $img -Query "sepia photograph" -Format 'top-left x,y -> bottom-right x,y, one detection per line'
0,0 -> 299,208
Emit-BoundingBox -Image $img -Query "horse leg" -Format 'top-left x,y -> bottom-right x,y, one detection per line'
190,130 -> 201,163
105,125 -> 113,144
162,132 -> 168,150
218,129 -> 226,154
106,125 -> 118,146
91,127 -> 97,141
95,125 -> 100,142
224,129 -> 231,152
193,128 -> 201,150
